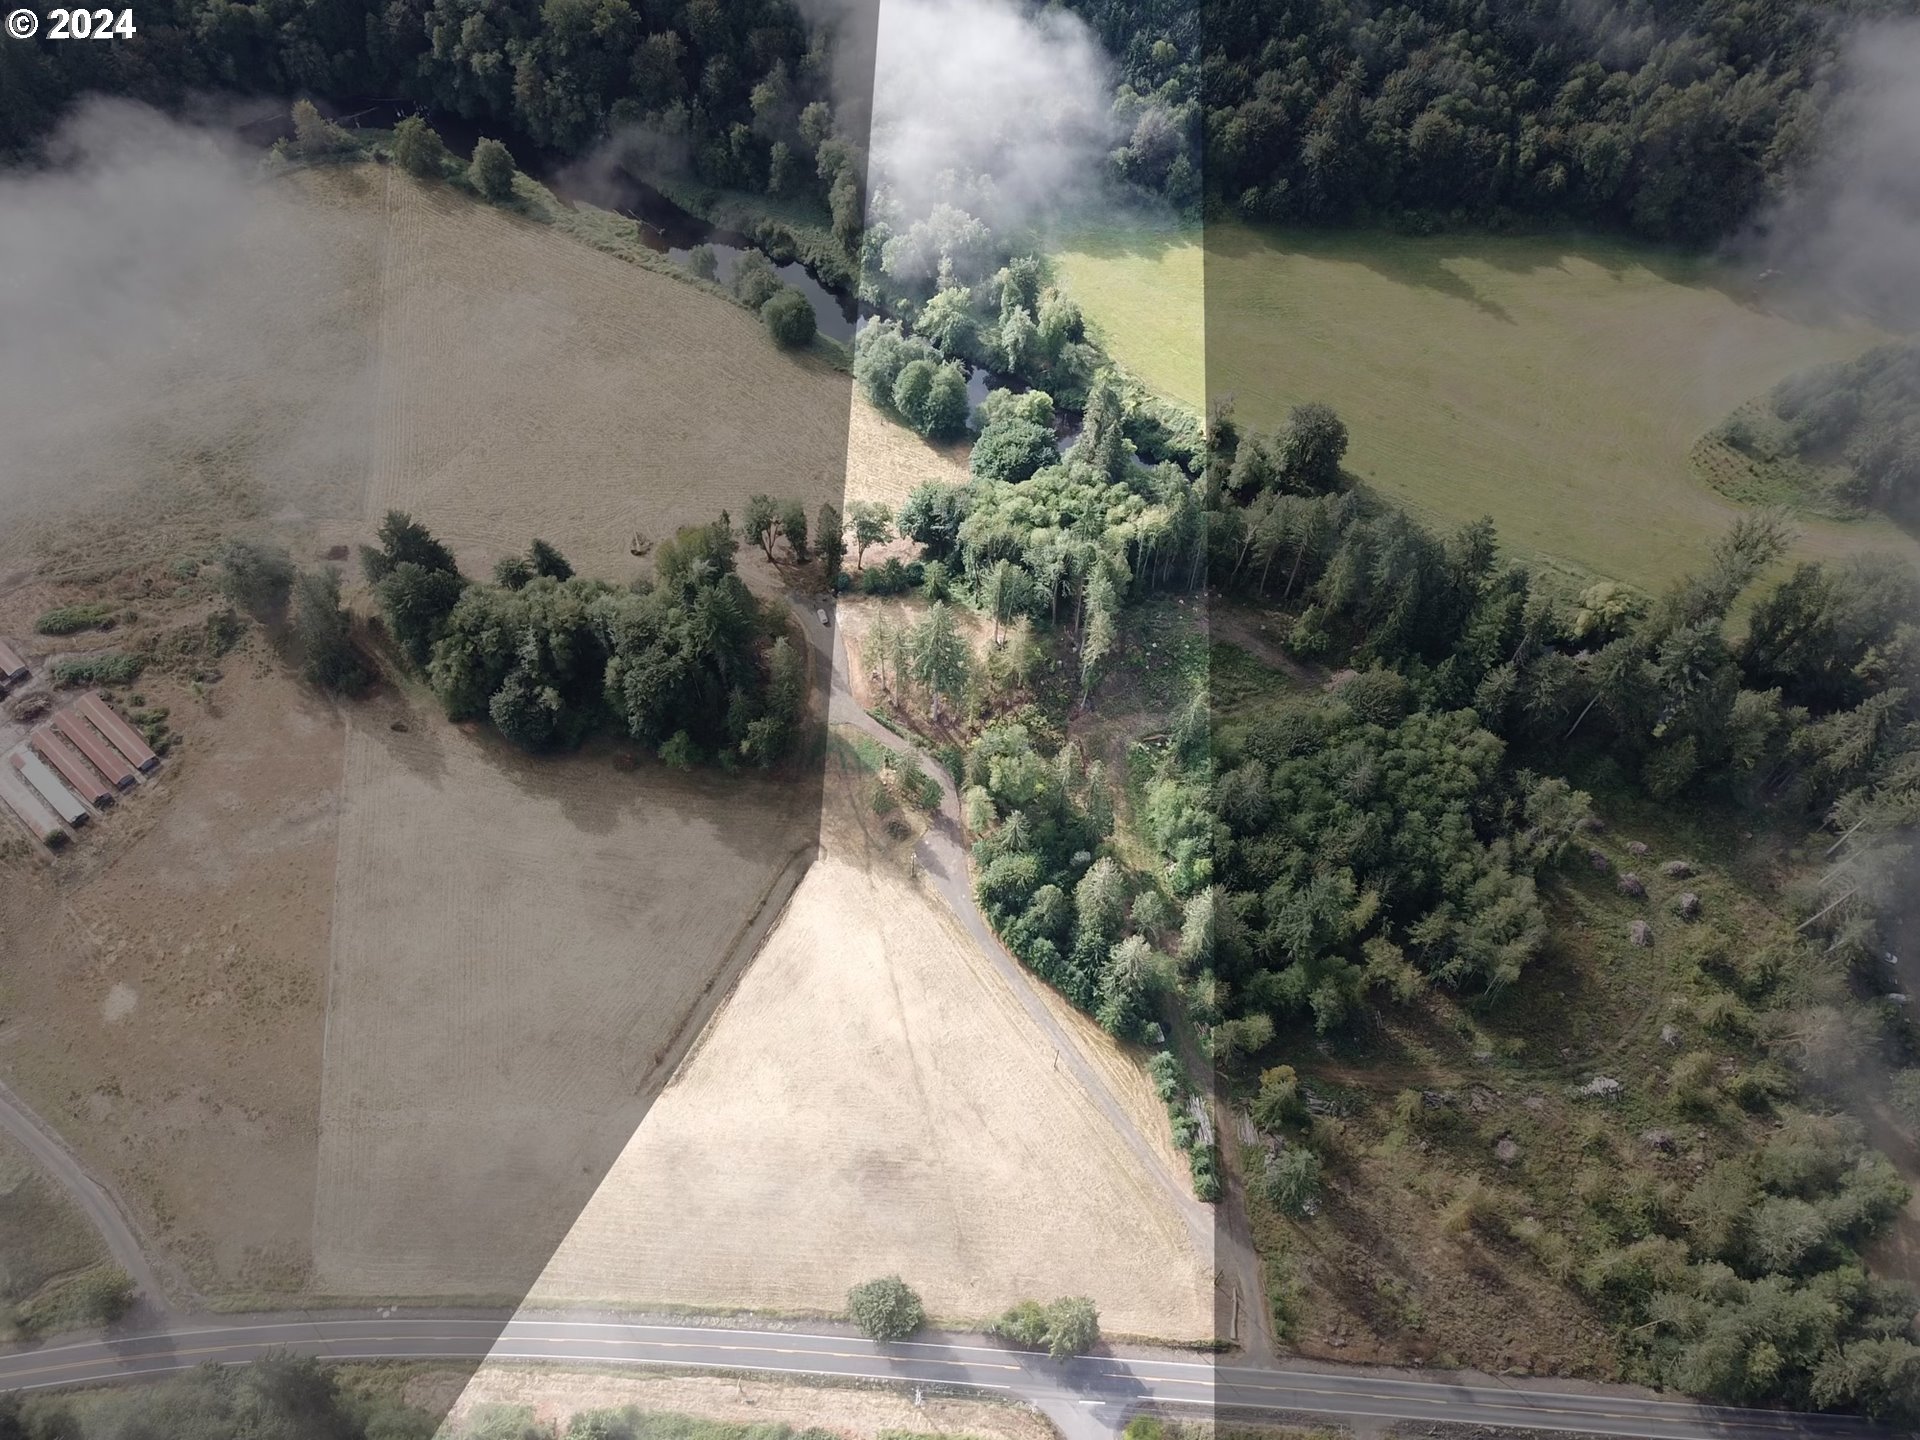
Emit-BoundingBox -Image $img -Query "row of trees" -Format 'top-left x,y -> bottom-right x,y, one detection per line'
360,510 -> 806,765
845,1275 -> 1101,1358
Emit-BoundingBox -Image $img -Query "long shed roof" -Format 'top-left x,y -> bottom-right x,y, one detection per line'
0,638 -> 26,683
30,727 -> 112,807
77,693 -> 158,772
52,713 -> 135,790
0,766 -> 66,846
11,752 -> 87,826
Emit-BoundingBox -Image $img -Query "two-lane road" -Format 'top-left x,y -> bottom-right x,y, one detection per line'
0,1313 -> 1897,1440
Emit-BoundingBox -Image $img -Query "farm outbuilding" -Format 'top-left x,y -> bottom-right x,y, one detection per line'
0,638 -> 26,684
30,727 -> 112,807
51,713 -> 135,790
77,693 -> 158,772
0,765 -> 67,847
10,752 -> 88,826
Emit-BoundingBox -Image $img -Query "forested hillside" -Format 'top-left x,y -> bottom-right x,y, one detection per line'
0,0 -> 843,193
1071,0 -> 1912,241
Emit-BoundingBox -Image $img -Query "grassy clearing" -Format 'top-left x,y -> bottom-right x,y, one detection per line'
1046,219 -> 1205,411
0,1132 -> 122,1339
1054,222 -> 1915,591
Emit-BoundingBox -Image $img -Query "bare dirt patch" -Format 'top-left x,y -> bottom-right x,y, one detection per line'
312,693 -> 818,1299
519,741 -> 1213,1339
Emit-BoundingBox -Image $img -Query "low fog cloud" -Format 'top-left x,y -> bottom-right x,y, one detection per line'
867,0 -> 1116,232
1750,22 -> 1920,329
0,98 -> 374,530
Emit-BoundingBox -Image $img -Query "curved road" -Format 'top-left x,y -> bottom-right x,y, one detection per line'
0,606 -> 1899,1438
812,613 -> 1272,1355
0,1312 -> 1897,1440
0,1078 -> 169,1312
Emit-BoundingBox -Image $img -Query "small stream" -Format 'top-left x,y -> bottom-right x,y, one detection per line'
274,99 -> 867,342
612,177 -> 860,341
278,99 -> 1089,436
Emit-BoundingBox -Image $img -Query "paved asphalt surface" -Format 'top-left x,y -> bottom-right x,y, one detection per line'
0,1078 -> 168,1308
0,1312 -> 1899,1440
0,608 -> 1903,1440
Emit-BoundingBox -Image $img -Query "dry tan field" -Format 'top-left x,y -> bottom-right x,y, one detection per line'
0,641 -> 342,1296
4,150 -> 854,1300
1,164 -> 384,585
311,696 -> 818,1299
843,395 -> 973,511
429,1366 -> 1056,1440
361,168 -> 855,580
518,742 -> 1214,1340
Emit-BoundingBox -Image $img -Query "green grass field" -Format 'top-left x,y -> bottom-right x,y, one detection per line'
1054,221 -> 1917,591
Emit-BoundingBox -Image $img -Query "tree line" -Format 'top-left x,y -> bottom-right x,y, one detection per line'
1,0 -> 865,238
355,509 -> 806,766
1070,0 -> 1887,244
1192,398 -> 1920,1417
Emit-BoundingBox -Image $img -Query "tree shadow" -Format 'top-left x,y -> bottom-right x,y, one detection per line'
1202,223 -> 1517,326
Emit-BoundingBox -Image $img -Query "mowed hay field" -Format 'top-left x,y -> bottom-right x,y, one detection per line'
312,701 -> 817,1299
1044,221 -> 1206,411
363,168 -> 854,580
521,745 -> 1214,1340
1055,223 -> 1917,590
842,394 -> 972,511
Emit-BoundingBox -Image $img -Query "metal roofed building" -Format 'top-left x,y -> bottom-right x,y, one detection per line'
77,692 -> 158,772
10,751 -> 87,827
0,764 -> 67,847
51,712 -> 135,790
29,726 -> 113,807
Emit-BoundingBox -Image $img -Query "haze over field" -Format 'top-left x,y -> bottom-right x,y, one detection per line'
0,102 -> 377,546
